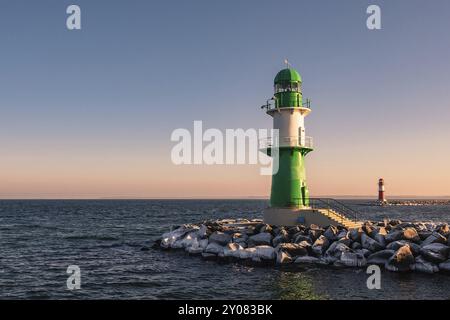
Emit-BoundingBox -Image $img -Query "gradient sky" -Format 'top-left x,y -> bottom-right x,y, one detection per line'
1,0 -> 450,199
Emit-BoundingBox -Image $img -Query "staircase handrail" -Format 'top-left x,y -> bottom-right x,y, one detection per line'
309,198 -> 361,223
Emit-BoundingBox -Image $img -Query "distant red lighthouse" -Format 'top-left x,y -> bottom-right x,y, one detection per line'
378,178 -> 386,203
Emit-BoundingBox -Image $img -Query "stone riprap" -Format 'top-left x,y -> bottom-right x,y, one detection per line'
155,218 -> 450,274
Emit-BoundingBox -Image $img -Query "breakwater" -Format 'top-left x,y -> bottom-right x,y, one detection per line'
372,200 -> 450,206
156,218 -> 450,274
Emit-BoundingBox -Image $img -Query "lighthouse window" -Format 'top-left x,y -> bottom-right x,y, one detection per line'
275,82 -> 301,93
291,82 -> 301,92
275,84 -> 284,93
292,83 -> 298,92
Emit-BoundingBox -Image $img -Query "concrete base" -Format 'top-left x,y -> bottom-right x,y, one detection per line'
263,207 -> 336,227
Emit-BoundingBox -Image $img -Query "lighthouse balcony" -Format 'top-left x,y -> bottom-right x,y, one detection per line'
259,136 -> 313,150
264,106 -> 311,116
261,99 -> 312,116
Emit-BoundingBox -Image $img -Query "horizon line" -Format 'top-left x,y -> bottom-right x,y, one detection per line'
1,195 -> 450,200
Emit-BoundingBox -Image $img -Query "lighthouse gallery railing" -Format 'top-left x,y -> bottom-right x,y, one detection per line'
259,136 -> 313,149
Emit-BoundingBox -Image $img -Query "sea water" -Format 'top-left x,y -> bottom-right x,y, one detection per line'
0,199 -> 449,300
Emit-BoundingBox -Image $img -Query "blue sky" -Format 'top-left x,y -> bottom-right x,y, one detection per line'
1,0 -> 450,198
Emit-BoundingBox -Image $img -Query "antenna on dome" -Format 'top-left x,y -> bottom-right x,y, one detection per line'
284,59 -> 291,69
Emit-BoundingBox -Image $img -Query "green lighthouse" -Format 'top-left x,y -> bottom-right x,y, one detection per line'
270,67 -> 313,208
262,66 -> 314,226
261,64 -> 362,228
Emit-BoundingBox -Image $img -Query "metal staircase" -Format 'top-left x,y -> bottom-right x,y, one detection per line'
309,198 -> 363,229
288,198 -> 361,229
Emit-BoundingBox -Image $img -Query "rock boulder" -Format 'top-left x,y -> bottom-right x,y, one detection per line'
385,245 -> 415,272
361,233 -> 384,252
367,249 -> 395,266
248,232 -> 273,247
276,251 -> 293,264
323,225 -> 339,242
205,242 -> 224,255
413,255 -> 439,274
438,259 -> 450,272
276,243 -> 309,257
335,251 -> 367,267
294,256 -> 326,265
311,235 -> 330,256
420,243 -> 450,263
421,232 -> 447,247
324,242 -> 351,264
385,230 -> 403,243
254,245 -> 276,260
402,228 -> 421,243
209,231 -> 232,246
386,241 -> 421,256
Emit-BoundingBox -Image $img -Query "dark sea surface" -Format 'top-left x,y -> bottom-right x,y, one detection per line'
1,199 -> 450,300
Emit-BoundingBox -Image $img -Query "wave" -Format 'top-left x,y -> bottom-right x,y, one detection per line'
60,234 -> 120,241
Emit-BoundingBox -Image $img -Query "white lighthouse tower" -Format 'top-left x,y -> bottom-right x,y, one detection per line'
260,64 -> 362,229
261,66 -> 313,213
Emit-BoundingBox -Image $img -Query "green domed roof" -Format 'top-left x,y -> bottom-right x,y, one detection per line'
274,68 -> 302,84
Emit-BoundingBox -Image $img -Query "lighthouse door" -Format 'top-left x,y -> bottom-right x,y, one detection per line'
299,127 -> 305,146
